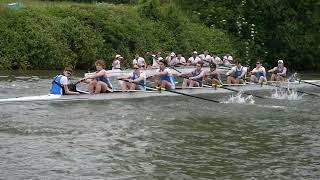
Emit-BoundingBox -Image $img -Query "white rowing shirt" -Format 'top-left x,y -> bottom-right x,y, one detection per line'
188,56 -> 201,65
132,57 -> 145,67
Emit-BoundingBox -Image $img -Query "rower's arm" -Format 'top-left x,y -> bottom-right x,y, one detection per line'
238,70 -> 246,79
268,67 -> 276,73
133,76 -> 145,83
154,71 -> 168,76
63,85 -> 80,95
226,69 -> 233,76
117,75 -> 130,80
190,71 -> 205,80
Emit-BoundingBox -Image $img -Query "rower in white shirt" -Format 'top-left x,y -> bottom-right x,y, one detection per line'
199,49 -> 212,66
179,62 -> 205,88
223,53 -> 233,67
166,52 -> 178,67
268,60 -> 287,81
226,59 -> 247,84
112,54 -> 122,70
151,60 -> 175,90
176,54 -> 187,66
187,51 -> 201,66
132,53 -> 145,68
250,61 -> 267,84
152,52 -> 163,68
212,53 -> 223,66
117,65 -> 147,91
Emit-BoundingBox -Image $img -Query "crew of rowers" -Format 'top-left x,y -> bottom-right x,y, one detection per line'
50,51 -> 287,95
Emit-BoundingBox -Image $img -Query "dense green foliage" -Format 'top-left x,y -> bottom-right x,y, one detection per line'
176,0 -> 320,70
0,0 -> 235,70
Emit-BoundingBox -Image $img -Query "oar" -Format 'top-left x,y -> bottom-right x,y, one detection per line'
203,83 -> 266,99
301,80 -> 320,88
160,88 -> 221,103
118,79 -> 157,91
266,82 -> 319,97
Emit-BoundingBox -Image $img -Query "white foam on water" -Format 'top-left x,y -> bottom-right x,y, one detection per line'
270,87 -> 303,101
222,92 -> 255,104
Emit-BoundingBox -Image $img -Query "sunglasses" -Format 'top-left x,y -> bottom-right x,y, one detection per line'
65,71 -> 72,75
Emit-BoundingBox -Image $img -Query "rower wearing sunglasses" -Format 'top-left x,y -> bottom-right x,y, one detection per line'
250,61 -> 267,84
50,67 -> 80,95
178,62 -> 205,88
117,64 -> 147,91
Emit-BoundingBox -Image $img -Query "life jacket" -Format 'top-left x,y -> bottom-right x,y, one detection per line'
50,75 -> 64,95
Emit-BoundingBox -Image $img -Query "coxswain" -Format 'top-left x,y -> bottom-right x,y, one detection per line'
225,59 -> 247,84
250,61 -> 267,84
50,67 -> 80,95
268,60 -> 287,81
179,62 -> 204,88
83,60 -> 113,94
117,65 -> 147,91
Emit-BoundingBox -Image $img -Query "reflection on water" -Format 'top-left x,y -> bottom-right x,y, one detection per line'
0,72 -> 320,179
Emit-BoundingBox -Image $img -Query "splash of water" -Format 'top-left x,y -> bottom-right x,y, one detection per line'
223,92 -> 255,104
270,87 -> 303,100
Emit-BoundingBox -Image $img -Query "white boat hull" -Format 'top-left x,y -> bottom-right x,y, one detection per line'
0,81 -> 318,103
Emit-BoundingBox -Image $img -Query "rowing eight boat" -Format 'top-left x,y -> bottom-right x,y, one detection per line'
0,80 -> 318,103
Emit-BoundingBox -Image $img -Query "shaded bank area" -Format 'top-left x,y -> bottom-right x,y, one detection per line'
0,0 -> 235,70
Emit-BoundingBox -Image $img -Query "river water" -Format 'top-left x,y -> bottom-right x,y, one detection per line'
0,71 -> 320,179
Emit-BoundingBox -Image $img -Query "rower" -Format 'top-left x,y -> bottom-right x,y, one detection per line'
112,54 -> 122,70
151,60 -> 175,90
250,61 -> 267,84
226,59 -> 247,84
117,65 -> 146,91
83,60 -> 113,94
50,67 -> 80,95
132,53 -> 145,68
204,63 -> 222,86
187,51 -> 201,66
178,62 -> 204,88
268,60 -> 287,81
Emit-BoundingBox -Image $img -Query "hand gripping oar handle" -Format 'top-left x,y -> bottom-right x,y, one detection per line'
119,79 -> 157,91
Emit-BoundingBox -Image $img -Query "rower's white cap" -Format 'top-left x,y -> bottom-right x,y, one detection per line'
278,60 -> 284,64
151,54 -> 156,57
170,52 -> 175,56
115,54 -> 121,58
119,56 -> 124,59
193,51 -> 197,54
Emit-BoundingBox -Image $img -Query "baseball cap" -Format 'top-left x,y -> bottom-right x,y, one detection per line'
115,54 -> 121,58
278,60 -> 284,64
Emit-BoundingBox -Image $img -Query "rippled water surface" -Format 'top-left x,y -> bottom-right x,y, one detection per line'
1,71 -> 320,179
